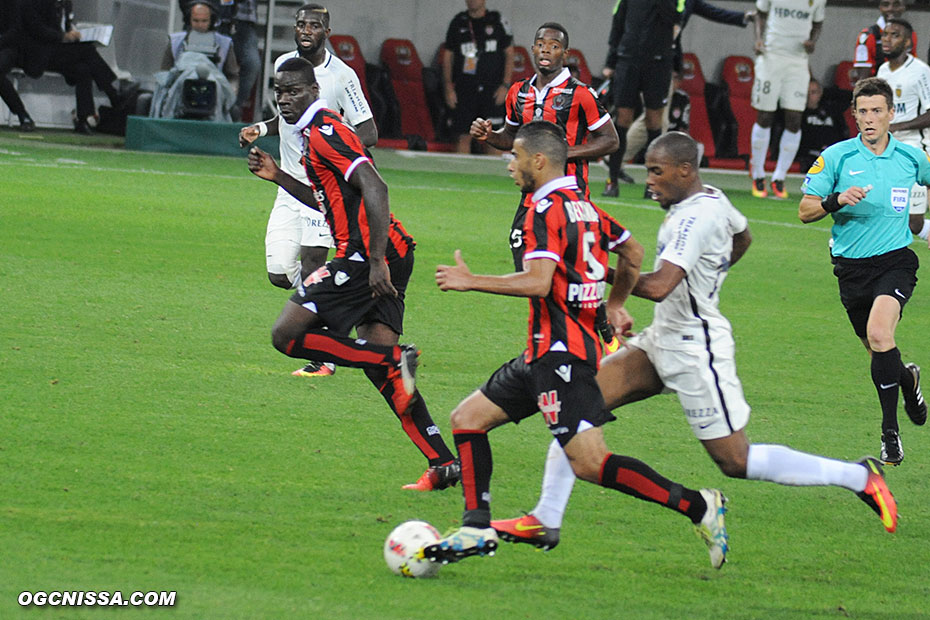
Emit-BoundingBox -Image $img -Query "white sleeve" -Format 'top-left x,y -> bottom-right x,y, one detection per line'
727,203 -> 749,237
917,66 -> 930,112
658,213 -> 712,275
336,69 -> 374,126
812,0 -> 826,22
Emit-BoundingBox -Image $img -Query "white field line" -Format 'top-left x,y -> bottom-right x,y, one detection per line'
0,156 -> 824,232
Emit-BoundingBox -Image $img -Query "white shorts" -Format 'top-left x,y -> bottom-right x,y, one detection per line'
910,183 -> 927,215
265,188 -> 333,281
752,53 -> 809,113
627,325 -> 750,441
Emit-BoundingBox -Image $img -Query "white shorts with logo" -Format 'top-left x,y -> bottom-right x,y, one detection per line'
910,182 -> 928,215
265,189 -> 333,283
752,53 -> 809,113
627,325 -> 750,441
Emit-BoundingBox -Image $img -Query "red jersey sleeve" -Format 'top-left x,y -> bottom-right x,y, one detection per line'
576,85 -> 611,131
522,195 -> 565,263
505,81 -> 524,127
308,118 -> 371,181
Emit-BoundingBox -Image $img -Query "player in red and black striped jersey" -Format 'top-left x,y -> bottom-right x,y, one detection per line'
248,57 -> 460,491
421,120 -> 726,567
469,22 -> 617,271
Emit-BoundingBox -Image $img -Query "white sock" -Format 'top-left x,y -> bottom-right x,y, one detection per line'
750,123 -> 771,179
773,129 -> 801,182
531,439 -> 577,528
746,444 -> 868,492
919,219 -> 930,240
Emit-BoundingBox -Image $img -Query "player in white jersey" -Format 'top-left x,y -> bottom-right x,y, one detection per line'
876,18 -> 930,243
239,3 -> 377,377
749,0 -> 825,200
490,132 -> 898,554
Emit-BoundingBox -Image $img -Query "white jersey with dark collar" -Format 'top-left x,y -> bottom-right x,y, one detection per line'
274,49 -> 374,183
650,185 -> 748,350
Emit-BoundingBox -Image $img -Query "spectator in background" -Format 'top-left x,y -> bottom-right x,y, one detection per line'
0,0 -> 33,130
797,78 -> 846,172
217,0 -> 260,121
602,0 -> 683,198
853,0 -> 914,82
163,1 -> 238,83
19,0 -> 126,134
442,0 -> 514,154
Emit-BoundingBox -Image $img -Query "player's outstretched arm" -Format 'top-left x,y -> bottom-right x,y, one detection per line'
247,146 -> 319,210
632,260 -> 686,302
436,251 -> 555,298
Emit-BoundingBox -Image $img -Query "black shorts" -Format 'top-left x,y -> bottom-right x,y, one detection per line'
480,352 -> 616,447
289,251 -> 412,336
611,55 -> 673,110
451,77 -> 504,134
833,247 -> 918,338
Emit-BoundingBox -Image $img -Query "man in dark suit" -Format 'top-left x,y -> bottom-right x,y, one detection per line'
19,0 -> 123,133
0,0 -> 32,129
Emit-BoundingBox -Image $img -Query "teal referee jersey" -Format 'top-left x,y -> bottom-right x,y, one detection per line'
801,134 -> 930,259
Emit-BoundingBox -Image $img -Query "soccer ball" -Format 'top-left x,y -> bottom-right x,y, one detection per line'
383,520 -> 442,578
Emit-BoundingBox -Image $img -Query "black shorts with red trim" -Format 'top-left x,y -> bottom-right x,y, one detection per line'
833,246 -> 918,338
479,352 -> 615,447
289,251 -> 413,336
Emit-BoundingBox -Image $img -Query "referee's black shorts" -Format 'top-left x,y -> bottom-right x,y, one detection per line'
832,246 -> 919,338
611,55 -> 673,110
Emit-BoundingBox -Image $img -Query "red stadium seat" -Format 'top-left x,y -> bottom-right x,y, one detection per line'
329,34 -> 373,105
833,60 -> 859,137
721,55 -> 756,157
679,53 -> 715,159
511,45 -> 534,83
564,48 -> 593,85
380,38 -> 435,142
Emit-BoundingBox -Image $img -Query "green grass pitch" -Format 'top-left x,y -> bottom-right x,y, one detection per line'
1,133 -> 928,619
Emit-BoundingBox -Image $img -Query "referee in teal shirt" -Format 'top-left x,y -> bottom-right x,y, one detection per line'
800,77 -> 928,465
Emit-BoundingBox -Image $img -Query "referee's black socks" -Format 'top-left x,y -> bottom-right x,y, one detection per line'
872,347 -> 904,432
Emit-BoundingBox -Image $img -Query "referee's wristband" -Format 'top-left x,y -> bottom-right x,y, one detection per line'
821,192 -> 843,213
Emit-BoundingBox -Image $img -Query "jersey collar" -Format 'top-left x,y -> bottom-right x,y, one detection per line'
530,68 -> 571,98
532,175 -> 577,203
294,98 -> 330,132
856,131 -> 899,159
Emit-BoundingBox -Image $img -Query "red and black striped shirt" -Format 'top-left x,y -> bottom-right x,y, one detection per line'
505,67 -> 611,200
522,176 -> 631,366
505,67 -> 611,269
298,99 -> 413,262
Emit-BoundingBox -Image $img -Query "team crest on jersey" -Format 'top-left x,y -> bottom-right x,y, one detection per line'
896,88 -> 903,98
536,198 -> 553,213
319,124 -> 334,136
808,156 -> 825,174
538,390 -> 561,425
551,94 -> 566,111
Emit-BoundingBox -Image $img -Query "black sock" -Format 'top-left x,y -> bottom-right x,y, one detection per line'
454,430 -> 492,527
871,348 -> 903,432
645,127 -> 662,149
364,367 -> 455,466
285,329 -> 398,369
598,453 -> 706,524
608,125 -> 628,183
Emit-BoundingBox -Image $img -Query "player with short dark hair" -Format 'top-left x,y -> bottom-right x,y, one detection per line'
421,120 -> 731,569
852,0 -> 915,81
469,22 -> 622,353
246,57 -> 460,491
491,132 -> 899,556
800,76 -> 929,465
